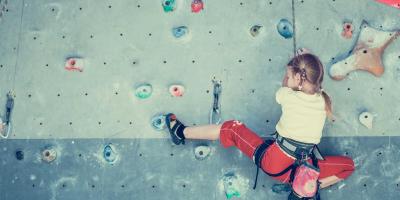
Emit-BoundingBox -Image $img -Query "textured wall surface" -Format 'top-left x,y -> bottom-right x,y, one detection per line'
0,0 -> 400,199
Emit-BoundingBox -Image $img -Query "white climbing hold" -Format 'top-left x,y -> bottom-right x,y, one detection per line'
42,148 -> 57,163
194,145 -> 211,160
359,112 -> 373,129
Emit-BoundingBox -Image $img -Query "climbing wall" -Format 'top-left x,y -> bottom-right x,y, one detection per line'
0,0 -> 399,199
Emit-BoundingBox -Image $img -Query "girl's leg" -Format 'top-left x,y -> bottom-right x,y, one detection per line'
183,124 -> 223,140
319,175 -> 342,188
168,117 -> 264,159
317,156 -> 355,188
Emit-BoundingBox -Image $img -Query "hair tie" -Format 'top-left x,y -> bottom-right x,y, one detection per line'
300,68 -> 307,80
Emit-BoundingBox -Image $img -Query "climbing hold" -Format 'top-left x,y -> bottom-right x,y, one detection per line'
250,25 -> 262,37
329,20 -> 400,80
222,172 -> 241,199
169,84 -> 185,97
277,19 -> 294,39
42,147 -> 57,163
172,26 -> 189,39
151,113 -> 166,131
194,145 -> 211,160
103,143 -> 117,164
135,83 -> 153,99
359,112 -> 374,129
16,150 -> 24,160
65,57 -> 84,72
162,0 -> 176,12
341,22 -> 353,39
375,0 -> 400,9
191,0 -> 204,13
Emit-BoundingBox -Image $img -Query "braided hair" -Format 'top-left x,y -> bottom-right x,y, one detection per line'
287,53 -> 334,120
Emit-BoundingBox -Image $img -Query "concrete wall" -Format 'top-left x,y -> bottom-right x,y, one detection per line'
0,0 -> 399,199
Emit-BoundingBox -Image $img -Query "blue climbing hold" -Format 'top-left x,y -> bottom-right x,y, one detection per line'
103,144 -> 117,164
151,114 -> 166,131
16,150 -> 24,160
172,26 -> 188,38
277,19 -> 294,39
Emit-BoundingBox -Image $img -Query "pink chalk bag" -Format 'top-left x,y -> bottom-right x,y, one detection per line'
288,159 -> 321,200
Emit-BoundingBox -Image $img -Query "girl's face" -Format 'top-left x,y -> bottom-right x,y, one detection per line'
285,66 -> 301,89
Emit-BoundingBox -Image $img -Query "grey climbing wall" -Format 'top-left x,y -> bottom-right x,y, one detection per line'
0,0 -> 399,199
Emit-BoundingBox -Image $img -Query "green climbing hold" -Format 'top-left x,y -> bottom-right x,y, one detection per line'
162,0 -> 176,12
135,83 -> 153,99
222,172 -> 241,199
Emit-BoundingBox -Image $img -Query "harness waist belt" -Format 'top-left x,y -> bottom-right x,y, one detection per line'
275,134 -> 315,159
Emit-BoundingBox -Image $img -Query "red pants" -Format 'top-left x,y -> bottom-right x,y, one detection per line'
219,120 -> 355,183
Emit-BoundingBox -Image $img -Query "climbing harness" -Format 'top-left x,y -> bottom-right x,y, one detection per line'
209,79 -> 222,125
1,91 -> 14,139
252,132 -> 324,199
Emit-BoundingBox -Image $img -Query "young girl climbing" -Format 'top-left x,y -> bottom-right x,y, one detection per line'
165,53 -> 355,198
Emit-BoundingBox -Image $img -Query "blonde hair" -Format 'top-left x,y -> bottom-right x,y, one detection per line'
287,53 -> 334,120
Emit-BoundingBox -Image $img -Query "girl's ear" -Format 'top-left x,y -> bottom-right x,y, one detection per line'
294,72 -> 301,83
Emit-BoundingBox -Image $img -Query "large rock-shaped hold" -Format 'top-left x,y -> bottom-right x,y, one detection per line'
329,21 -> 400,80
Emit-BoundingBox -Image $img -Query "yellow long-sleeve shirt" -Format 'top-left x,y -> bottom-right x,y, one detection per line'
275,87 -> 326,144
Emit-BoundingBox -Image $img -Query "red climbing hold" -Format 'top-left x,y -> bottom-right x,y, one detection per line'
376,0 -> 400,9
191,0 -> 204,13
341,22 -> 353,39
65,58 -> 84,72
169,85 -> 185,97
